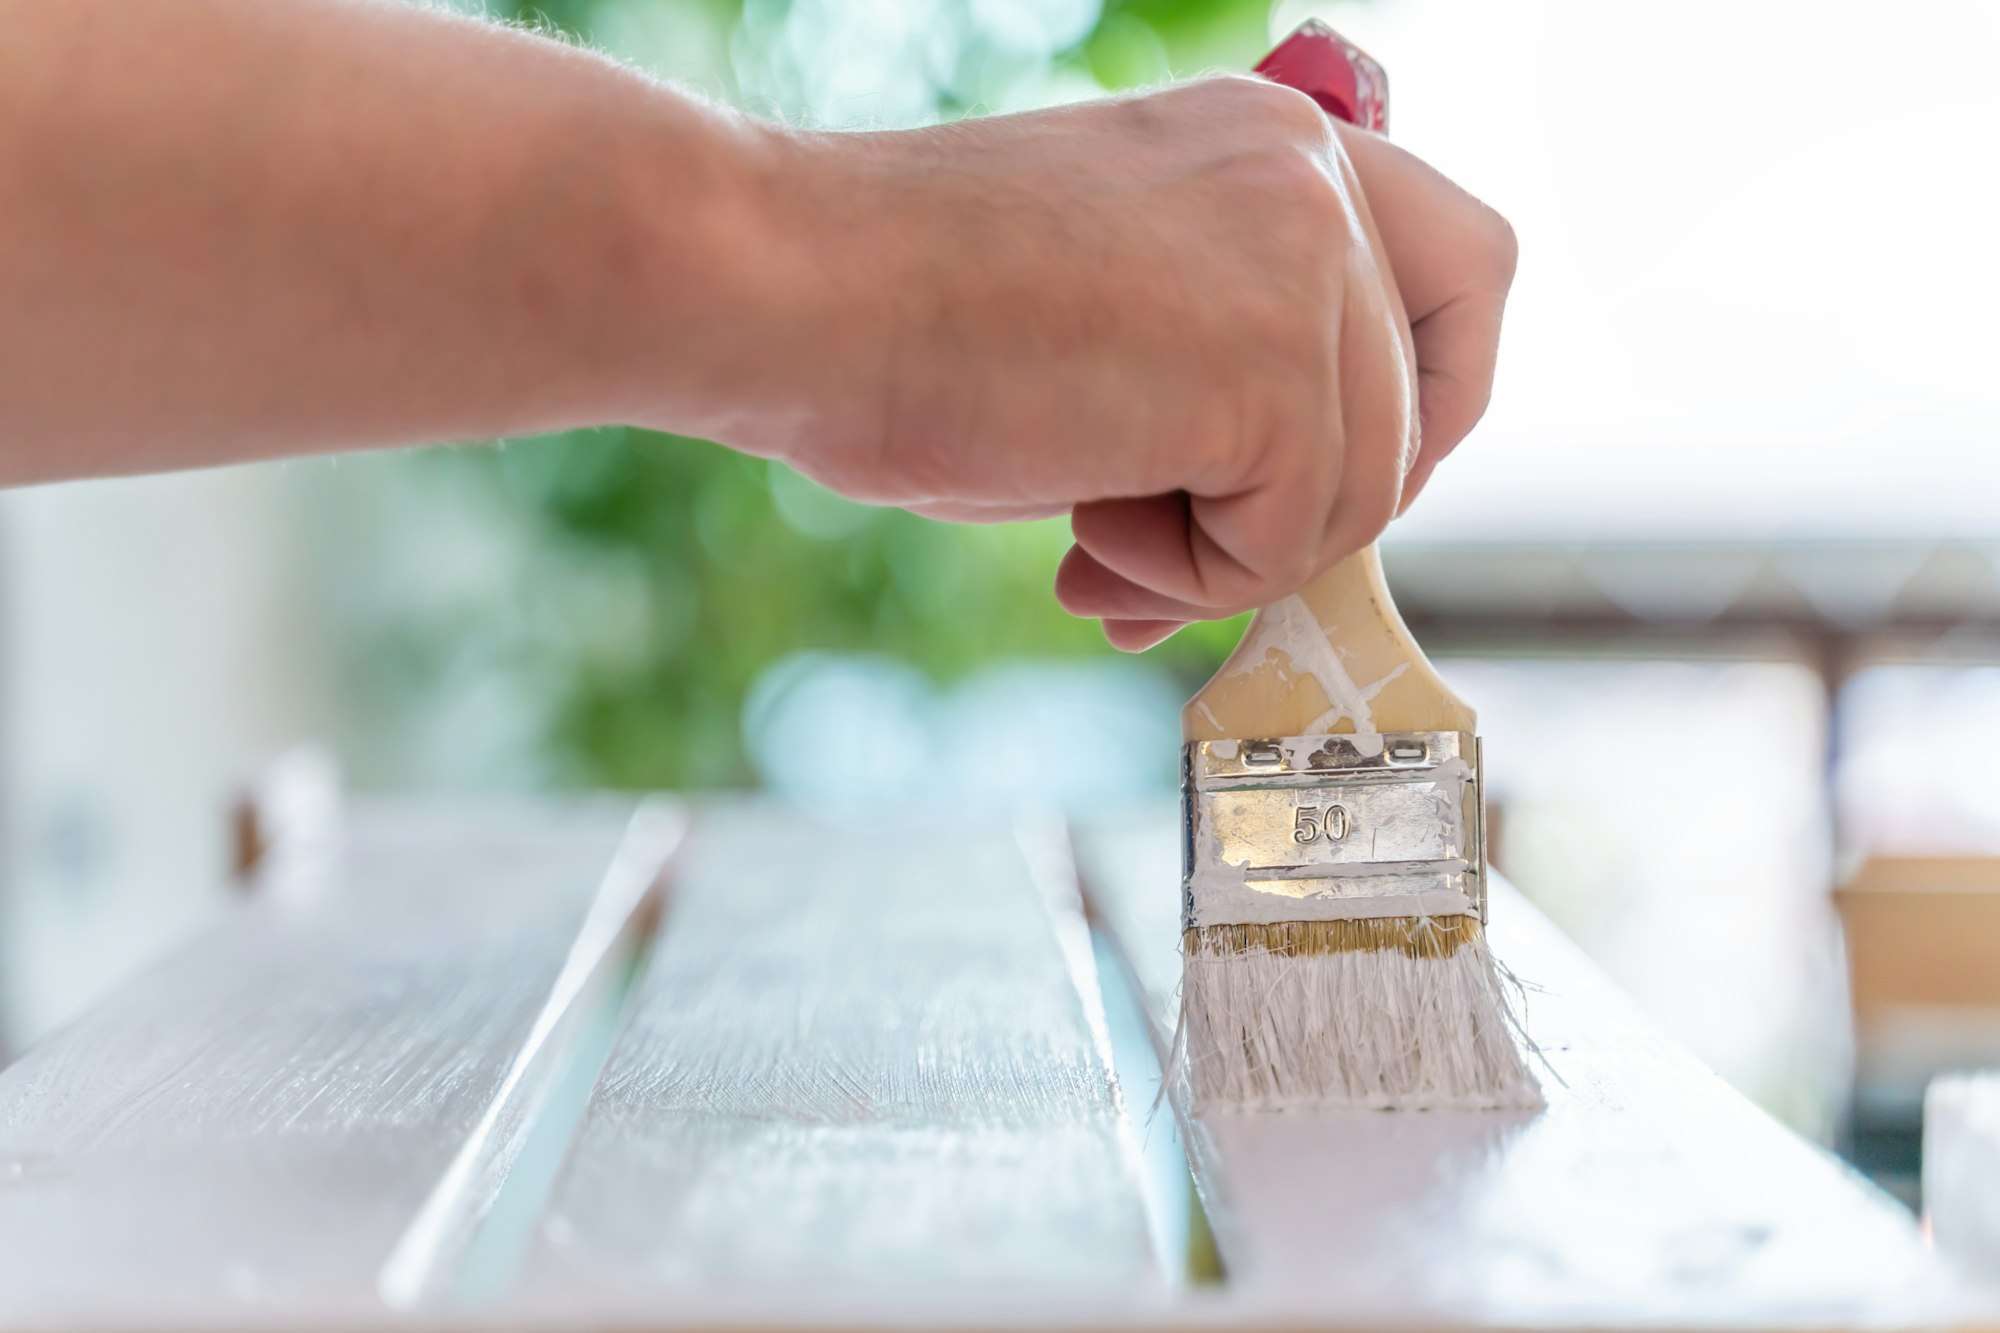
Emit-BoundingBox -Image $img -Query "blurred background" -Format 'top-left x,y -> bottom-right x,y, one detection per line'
3,0 -> 1997,1205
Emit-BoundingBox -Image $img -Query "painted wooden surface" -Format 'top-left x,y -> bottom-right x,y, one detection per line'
0,798 -> 645,1324
513,810 -> 1162,1314
1078,812 -> 1985,1329
0,798 -> 1991,1329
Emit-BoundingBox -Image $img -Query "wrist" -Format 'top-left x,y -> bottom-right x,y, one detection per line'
609,99 -> 886,471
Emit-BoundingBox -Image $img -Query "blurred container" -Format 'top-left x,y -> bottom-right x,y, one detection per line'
1837,857 -> 2000,1203
1924,1072 -> 2000,1281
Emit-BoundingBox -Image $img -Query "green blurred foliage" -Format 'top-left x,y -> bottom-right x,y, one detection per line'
390,0 -> 1276,788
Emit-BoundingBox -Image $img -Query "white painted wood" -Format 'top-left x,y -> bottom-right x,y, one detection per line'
1928,1073 -> 2000,1284
0,798 -> 640,1323
516,809 -> 1160,1311
377,800 -> 687,1309
1077,809 -> 1991,1330
2,798 -> 1993,1330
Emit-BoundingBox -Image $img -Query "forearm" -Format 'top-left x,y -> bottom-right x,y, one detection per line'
0,6 -> 1518,638
0,0 -> 774,484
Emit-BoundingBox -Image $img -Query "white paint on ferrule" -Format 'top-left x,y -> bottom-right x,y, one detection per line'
1182,733 -> 1481,930
1185,874 -> 1476,928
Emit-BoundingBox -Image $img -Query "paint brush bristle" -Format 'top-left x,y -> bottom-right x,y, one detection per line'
1178,916 -> 1541,1111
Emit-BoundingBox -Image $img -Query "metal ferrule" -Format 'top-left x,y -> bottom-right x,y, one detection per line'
1181,731 -> 1486,930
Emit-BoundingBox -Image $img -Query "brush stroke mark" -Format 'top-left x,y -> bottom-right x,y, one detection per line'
0,802 -> 639,1321
519,806 -> 1159,1295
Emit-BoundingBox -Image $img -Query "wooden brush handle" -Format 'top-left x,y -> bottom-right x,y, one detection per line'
1183,25 -> 1472,745
1182,545 -> 1473,741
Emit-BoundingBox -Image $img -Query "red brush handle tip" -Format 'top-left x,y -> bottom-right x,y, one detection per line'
1255,20 -> 1389,132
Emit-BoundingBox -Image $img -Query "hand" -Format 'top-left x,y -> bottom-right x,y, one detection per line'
723,76 -> 1516,650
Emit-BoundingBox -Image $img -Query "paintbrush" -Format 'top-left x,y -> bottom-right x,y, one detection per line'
1178,23 -> 1540,1112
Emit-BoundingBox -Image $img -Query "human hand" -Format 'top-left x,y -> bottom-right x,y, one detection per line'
714,77 -> 1514,649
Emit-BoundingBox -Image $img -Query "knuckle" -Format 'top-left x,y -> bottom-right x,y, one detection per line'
1189,421 -> 1249,495
1285,541 -> 1322,592
1279,167 -> 1352,257
1230,552 -> 1293,611
1209,533 -> 1269,604
1461,375 -> 1498,426
1274,479 -> 1340,589
1209,74 -> 1334,143
1475,205 -> 1520,284
1264,81 -> 1338,142
1284,166 -> 1346,236
1203,72 -> 1264,98
1110,85 -> 1172,139
1341,477 -> 1400,553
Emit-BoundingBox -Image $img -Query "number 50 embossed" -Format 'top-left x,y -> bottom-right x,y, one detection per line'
1292,803 -> 1350,844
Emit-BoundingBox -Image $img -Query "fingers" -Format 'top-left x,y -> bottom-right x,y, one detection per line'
904,499 -> 1073,524
1066,492 -> 1254,612
1062,304 -> 1405,622
1398,285 -> 1509,512
1048,154 -> 1445,631
1069,490 -> 1298,616
1054,544 -> 1211,621
1332,126 -> 1517,514
862,88 -> 1511,638
1320,241 -> 1415,559
1102,618 -> 1186,652
1050,545 -> 1194,653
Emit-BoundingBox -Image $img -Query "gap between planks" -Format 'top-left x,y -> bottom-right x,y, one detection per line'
0,798 -> 646,1321
384,807 -> 1206,1309
376,800 -> 689,1310
1070,809 -> 1989,1330
508,807 -> 1171,1310
1015,816 -> 1221,1288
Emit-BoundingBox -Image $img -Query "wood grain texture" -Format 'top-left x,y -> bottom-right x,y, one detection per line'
517,809 -> 1160,1310
1077,808 -> 1988,1330
2,798 -> 1993,1330
0,798 -> 638,1324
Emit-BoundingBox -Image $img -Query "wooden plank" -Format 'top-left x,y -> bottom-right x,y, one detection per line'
516,808 -> 1160,1312
0,798 -> 644,1324
5,797 -> 1988,1329
1076,807 -> 1990,1330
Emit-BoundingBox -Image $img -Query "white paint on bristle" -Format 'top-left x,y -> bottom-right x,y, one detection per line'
1178,924 -> 1543,1112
